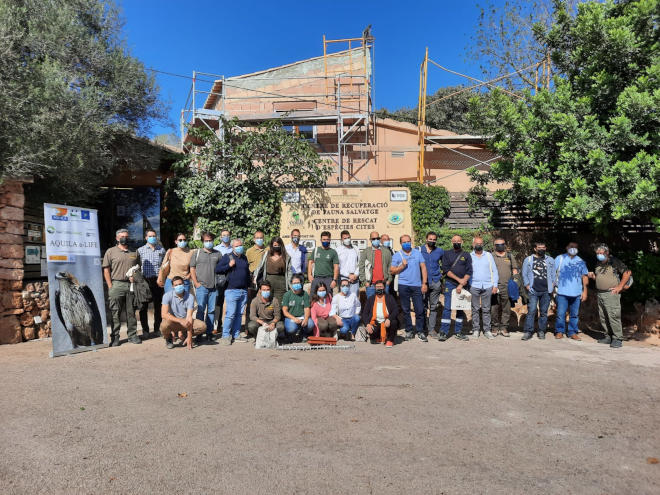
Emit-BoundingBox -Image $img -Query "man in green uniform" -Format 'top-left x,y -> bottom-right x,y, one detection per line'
308,231 -> 339,294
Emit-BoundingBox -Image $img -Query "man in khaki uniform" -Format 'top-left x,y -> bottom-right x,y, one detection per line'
491,237 -> 519,337
102,229 -> 141,346
589,244 -> 631,349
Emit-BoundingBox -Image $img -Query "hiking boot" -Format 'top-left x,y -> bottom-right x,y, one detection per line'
166,339 -> 174,350
484,331 -> 495,340
610,339 -> 623,349
405,332 -> 415,341
110,336 -> 120,347
570,334 -> 582,341
128,336 -> 142,344
385,341 -> 394,348
219,337 -> 232,346
454,333 -> 469,341
555,332 -> 564,339
521,332 -> 533,341
538,331 -> 546,340
500,329 -> 510,337
417,333 -> 428,342
438,333 -> 448,342
598,335 -> 612,344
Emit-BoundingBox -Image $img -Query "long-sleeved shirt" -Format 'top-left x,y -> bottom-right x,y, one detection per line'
469,251 -> 499,289
249,296 -> 281,323
137,243 -> 165,278
330,292 -> 361,319
310,295 -> 333,327
522,254 -> 556,293
215,253 -> 250,290
441,250 -> 473,281
213,242 -> 233,256
418,245 -> 444,284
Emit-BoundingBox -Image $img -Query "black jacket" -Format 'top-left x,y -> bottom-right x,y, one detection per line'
131,269 -> 153,307
361,293 -> 399,324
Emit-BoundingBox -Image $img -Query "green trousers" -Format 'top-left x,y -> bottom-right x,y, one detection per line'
108,280 -> 137,340
597,291 -> 623,340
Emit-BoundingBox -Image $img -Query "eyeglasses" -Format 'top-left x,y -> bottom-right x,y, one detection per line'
370,237 -> 378,240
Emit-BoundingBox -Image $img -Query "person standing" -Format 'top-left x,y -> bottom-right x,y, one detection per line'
245,230 -> 267,318
380,234 -> 393,253
418,231 -> 444,337
215,238 -> 250,346
137,229 -> 165,339
247,280 -> 284,339
337,230 -> 360,297
391,234 -> 428,341
190,231 -> 222,341
330,279 -> 362,341
359,231 -> 393,299
160,276 -> 207,349
362,280 -> 399,348
521,241 -> 556,340
469,237 -> 499,339
102,229 -> 142,346
439,235 -> 472,341
309,282 -> 337,337
554,242 -> 589,340
308,231 -> 339,294
281,274 -> 312,343
164,233 -> 193,296
213,229 -> 233,333
589,244 -> 631,349
285,228 -> 308,278
254,237 -> 291,303
491,238 -> 519,337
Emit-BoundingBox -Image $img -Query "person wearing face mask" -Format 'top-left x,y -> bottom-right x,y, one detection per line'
245,230 -> 267,323
285,228 -> 308,279
247,281 -> 284,340
588,244 -> 631,348
281,274 -> 313,343
418,231 -> 444,337
331,279 -> 362,341
215,238 -> 251,345
359,230 -> 393,299
337,230 -> 360,297
391,234 -> 428,341
309,282 -> 337,337
308,231 -> 339,295
212,228 -> 233,334
521,241 -> 556,340
361,280 -> 399,347
164,233 -> 193,297
491,238 -> 519,337
160,276 -> 207,350
553,241 -> 589,340
102,228 -> 141,346
469,236 -> 499,339
254,236 -> 291,303
439,235 -> 473,341
137,229 -> 166,339
189,231 -> 222,342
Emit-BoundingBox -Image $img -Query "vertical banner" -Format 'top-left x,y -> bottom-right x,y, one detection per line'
44,204 -> 108,357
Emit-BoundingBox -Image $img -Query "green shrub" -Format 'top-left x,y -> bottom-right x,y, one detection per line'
619,251 -> 660,304
435,226 -> 494,251
408,183 -> 451,244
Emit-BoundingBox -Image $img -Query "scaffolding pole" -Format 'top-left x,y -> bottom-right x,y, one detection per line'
417,47 -> 428,184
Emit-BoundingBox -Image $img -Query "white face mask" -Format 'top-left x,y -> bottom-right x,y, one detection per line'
343,238 -> 351,246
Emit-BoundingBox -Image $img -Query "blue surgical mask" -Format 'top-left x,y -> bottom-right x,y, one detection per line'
203,241 -> 214,250
233,246 -> 244,255
383,240 -> 391,248
174,285 -> 185,295
261,290 -> 271,299
341,285 -> 350,295
568,248 -> 578,256
147,236 -> 157,245
255,238 -> 264,247
321,241 -> 330,248
371,239 -> 380,248
222,235 -> 230,244
292,283 -> 302,291
402,242 -> 412,251
597,254 -> 607,262
317,290 -> 327,298
177,240 -> 187,249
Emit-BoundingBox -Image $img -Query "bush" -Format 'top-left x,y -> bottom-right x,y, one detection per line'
435,226 -> 494,251
408,183 -> 451,243
619,251 -> 660,305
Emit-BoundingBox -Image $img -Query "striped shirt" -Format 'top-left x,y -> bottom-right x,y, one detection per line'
138,243 -> 166,278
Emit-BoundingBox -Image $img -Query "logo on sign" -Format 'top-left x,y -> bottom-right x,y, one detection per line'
390,190 -> 408,202
81,210 -> 90,220
51,207 -> 68,221
388,212 -> 404,225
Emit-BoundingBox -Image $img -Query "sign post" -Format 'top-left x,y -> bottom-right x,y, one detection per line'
43,204 -> 108,357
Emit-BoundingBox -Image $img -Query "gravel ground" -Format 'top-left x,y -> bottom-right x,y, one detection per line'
1,329 -> 659,495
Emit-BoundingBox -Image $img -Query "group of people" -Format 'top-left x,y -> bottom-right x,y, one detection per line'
101,227 -> 632,351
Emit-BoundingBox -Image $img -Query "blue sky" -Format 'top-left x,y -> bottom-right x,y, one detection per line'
119,0 -> 493,138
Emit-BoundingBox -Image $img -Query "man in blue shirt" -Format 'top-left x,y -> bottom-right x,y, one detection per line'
469,236 -> 499,339
439,235 -> 473,341
391,234 -> 428,341
418,231 -> 444,337
554,241 -> 588,340
521,241 -> 556,340
213,228 -> 233,334
215,238 -> 250,346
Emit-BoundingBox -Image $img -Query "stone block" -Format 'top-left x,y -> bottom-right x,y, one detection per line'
0,315 -> 22,344
0,268 -> 23,281
0,244 -> 23,259
0,181 -> 23,195
38,326 -> 49,339
0,233 -> 23,245
19,312 -> 34,327
0,259 -> 23,269
22,325 -> 35,341
4,221 -> 24,235
0,291 -> 23,310
0,280 -> 22,290
0,206 -> 23,221
4,192 -> 25,208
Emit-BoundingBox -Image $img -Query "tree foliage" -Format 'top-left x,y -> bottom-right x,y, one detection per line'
0,0 -> 165,200
407,183 -> 451,243
469,0 -> 659,228
168,119 -> 332,241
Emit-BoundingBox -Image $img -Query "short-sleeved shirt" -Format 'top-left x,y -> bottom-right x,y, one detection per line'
493,252 -> 518,285
286,244 -> 303,274
189,248 -> 222,289
312,247 -> 339,278
102,246 -> 141,281
281,290 -> 310,318
555,254 -> 588,297
392,249 -> 425,287
595,257 -> 629,291
418,245 -> 444,283
162,290 -> 194,318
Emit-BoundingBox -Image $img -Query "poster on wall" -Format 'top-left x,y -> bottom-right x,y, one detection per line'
44,204 -> 108,357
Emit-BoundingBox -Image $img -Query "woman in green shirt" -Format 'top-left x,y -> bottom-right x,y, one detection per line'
281,274 -> 312,343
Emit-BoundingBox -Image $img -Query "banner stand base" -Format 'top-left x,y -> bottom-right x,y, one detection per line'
50,343 -> 109,358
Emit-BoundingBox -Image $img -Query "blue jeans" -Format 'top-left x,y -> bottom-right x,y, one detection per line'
338,314 -> 361,335
222,289 -> 247,339
365,284 -> 391,299
555,294 -> 581,336
164,278 -> 190,297
399,284 -> 425,334
524,290 -> 551,334
195,285 -> 217,335
440,280 -> 466,335
284,317 -> 314,335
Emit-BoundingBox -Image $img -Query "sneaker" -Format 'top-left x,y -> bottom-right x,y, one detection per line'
233,336 -> 248,343
538,332 -> 546,340
405,332 -> 415,341
438,333 -> 448,342
472,331 -> 479,339
385,341 -> 393,348
219,337 -> 232,346
166,339 -> 174,350
598,335 -> 612,344
454,333 -> 469,341
428,330 -> 439,339
570,334 -> 582,341
141,331 -> 151,340
484,331 -> 495,340
128,337 -> 142,345
500,329 -> 510,338
301,336 -> 309,343
521,332 -> 533,341
110,337 -> 120,347
610,339 -> 623,348
555,333 -> 564,339
417,333 -> 428,342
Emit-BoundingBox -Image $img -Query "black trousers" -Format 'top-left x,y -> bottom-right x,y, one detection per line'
139,277 -> 163,334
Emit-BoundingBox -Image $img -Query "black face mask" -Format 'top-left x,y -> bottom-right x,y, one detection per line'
272,246 -> 281,253
427,241 -> 436,248
375,288 -> 385,295
536,249 -> 546,257
118,238 -> 129,246
453,243 -> 462,250
495,244 -> 506,252
474,245 -> 483,252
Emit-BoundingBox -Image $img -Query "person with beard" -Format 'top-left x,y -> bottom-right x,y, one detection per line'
521,241 -> 556,340
102,229 -> 141,346
438,235 -> 473,341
